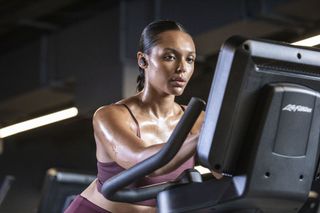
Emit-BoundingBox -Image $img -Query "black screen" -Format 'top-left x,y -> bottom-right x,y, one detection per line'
197,36 -> 320,176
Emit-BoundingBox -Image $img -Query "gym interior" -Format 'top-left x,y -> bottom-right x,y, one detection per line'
0,0 -> 320,212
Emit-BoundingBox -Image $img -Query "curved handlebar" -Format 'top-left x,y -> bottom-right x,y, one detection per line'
101,97 -> 206,202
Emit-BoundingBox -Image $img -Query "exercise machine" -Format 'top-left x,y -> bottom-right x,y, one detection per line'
102,36 -> 320,213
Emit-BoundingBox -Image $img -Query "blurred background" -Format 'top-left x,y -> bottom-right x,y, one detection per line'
0,0 -> 319,212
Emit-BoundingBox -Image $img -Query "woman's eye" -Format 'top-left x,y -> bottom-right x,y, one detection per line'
187,57 -> 195,64
164,55 -> 176,60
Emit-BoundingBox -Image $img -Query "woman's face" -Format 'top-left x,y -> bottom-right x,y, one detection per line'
143,30 -> 196,96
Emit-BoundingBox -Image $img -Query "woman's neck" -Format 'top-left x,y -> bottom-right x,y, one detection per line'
138,90 -> 177,118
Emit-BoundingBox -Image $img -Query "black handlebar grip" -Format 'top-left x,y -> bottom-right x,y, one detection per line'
101,97 -> 206,202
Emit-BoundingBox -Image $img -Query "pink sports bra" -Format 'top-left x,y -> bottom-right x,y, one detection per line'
96,104 -> 195,206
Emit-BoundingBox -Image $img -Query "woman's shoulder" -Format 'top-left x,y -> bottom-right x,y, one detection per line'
93,96 -> 139,121
179,103 -> 205,134
180,104 -> 205,118
93,103 -> 124,117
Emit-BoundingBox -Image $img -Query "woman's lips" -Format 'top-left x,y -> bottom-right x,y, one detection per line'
170,77 -> 186,87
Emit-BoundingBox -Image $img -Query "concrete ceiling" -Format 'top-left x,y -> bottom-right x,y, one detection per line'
0,0 -> 319,55
0,0 -> 320,129
195,0 -> 320,56
0,0 -> 119,55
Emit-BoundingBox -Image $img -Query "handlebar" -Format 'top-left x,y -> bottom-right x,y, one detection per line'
101,97 -> 206,202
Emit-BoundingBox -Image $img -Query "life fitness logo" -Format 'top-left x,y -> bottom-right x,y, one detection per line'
282,104 -> 312,113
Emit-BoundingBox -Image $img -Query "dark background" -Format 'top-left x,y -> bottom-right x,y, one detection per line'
0,0 -> 319,212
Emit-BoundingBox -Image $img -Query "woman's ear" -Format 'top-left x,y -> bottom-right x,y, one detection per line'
137,52 -> 148,69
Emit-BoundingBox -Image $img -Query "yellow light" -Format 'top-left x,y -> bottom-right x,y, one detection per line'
0,107 -> 78,138
291,35 -> 320,47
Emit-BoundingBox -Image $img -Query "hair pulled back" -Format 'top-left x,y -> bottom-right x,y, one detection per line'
136,20 -> 188,92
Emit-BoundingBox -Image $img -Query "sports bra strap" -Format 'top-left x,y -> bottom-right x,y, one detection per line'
120,104 -> 141,138
180,104 -> 185,111
120,103 -> 185,138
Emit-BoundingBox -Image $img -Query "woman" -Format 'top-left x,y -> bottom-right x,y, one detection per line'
65,20 -> 204,213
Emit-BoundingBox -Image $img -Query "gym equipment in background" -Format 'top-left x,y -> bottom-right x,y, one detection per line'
38,168 -> 95,213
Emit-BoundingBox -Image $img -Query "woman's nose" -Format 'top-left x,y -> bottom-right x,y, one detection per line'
176,60 -> 187,73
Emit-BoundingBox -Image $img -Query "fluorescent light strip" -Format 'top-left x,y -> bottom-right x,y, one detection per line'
291,35 -> 320,47
194,165 -> 211,174
0,107 -> 78,138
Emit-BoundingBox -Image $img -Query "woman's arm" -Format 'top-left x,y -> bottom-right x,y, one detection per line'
93,104 -> 205,175
150,111 -> 205,175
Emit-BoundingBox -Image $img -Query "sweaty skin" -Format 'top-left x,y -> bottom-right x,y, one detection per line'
81,30 -> 205,213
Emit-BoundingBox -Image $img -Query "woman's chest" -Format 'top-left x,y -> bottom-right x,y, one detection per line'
138,118 -> 178,146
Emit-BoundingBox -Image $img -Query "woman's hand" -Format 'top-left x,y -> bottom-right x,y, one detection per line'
211,170 -> 223,179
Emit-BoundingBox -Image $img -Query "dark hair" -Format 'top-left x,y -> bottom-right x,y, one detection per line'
136,20 -> 188,92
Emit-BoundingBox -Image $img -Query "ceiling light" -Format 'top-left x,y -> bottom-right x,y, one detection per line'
291,34 -> 320,47
0,107 -> 78,138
